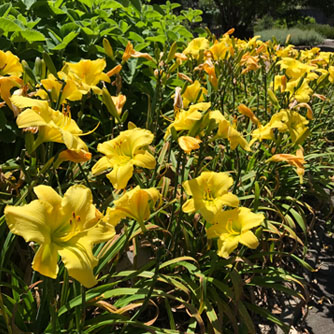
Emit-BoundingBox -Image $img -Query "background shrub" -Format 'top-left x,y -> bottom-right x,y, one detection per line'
296,23 -> 334,39
256,27 -> 324,45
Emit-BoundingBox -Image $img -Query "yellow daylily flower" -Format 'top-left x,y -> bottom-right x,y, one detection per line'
250,109 -> 309,145
12,96 -> 89,152
182,80 -> 207,108
267,146 -> 306,183
0,76 -> 23,116
277,57 -> 318,81
215,115 -> 251,151
164,102 -> 210,139
182,171 -> 239,221
62,59 -> 110,95
4,185 -> 116,287
207,207 -> 264,258
250,123 -> 275,145
0,50 -> 23,76
92,126 -> 156,189
270,109 -> 309,144
286,79 -> 313,103
208,38 -> 231,61
104,186 -> 161,232
178,136 -> 202,154
35,73 -> 82,104
183,37 -> 210,59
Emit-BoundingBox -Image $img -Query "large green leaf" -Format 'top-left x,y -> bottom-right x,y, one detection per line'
0,18 -> 22,33
52,31 -> 79,50
20,29 -> 45,43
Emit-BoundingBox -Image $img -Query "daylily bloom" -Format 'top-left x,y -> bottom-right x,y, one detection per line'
286,79 -> 313,103
57,149 -> 92,165
209,39 -> 231,61
12,96 -> 89,152
164,102 -> 210,139
104,186 -> 161,232
201,60 -> 218,90
267,146 -> 306,183
35,74 -> 82,104
0,50 -> 23,76
237,104 -> 259,125
183,37 -> 210,59
182,171 -> 239,221
178,136 -> 202,154
214,115 -> 251,151
122,41 -> 154,63
182,80 -> 207,108
106,64 -> 122,77
277,58 -> 318,81
250,109 -> 309,145
240,53 -> 260,74
111,94 -> 126,116
92,126 -> 156,189
0,76 -> 23,116
4,185 -> 116,287
270,109 -> 309,144
62,59 -> 110,95
207,207 -> 264,258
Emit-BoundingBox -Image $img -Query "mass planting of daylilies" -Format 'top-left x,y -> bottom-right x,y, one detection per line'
0,28 -> 333,333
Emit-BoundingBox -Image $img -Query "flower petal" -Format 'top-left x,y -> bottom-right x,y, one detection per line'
239,231 -> 259,249
217,236 -> 239,258
239,207 -> 264,231
92,156 -> 113,175
132,151 -> 156,169
218,193 -> 239,207
32,243 -> 59,279
5,201 -> 50,244
107,163 -> 133,189
16,109 -> 48,128
34,185 -> 62,207
62,185 -> 97,230
58,244 -> 98,288
182,199 -> 196,213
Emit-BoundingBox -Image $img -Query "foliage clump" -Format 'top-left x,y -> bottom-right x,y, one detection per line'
0,1 -> 334,334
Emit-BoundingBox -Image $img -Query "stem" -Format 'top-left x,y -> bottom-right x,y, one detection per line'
232,148 -> 241,194
46,277 -> 57,334
60,269 -> 69,307
81,285 -> 86,328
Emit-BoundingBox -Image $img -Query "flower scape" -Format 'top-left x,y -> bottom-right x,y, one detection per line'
0,6 -> 333,334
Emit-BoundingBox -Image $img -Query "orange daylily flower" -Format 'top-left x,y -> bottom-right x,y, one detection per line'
267,147 -> 306,183
237,104 -> 259,125
122,41 -> 154,63
106,64 -> 122,77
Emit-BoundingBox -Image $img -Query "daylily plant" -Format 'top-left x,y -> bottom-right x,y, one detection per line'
5,185 -> 116,287
182,171 -> 239,221
104,186 -> 161,232
12,96 -> 89,153
92,125 -> 156,189
207,207 -> 264,258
